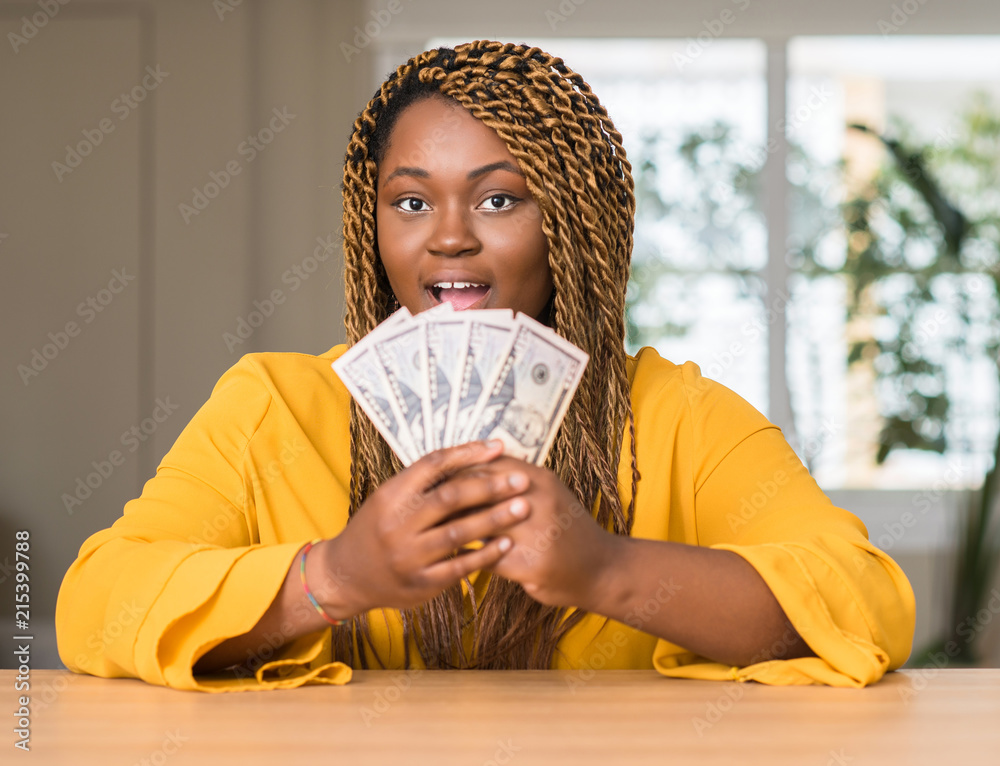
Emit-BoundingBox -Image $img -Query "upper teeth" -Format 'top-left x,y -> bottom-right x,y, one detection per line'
434,282 -> 486,289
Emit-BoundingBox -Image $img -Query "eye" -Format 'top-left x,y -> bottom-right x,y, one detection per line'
395,197 -> 429,212
480,194 -> 518,211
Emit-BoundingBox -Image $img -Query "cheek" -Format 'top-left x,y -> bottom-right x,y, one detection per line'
375,211 -> 407,285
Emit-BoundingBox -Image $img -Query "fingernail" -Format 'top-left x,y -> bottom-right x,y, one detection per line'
486,439 -> 503,450
507,473 -> 528,490
510,498 -> 528,517
498,537 -> 512,552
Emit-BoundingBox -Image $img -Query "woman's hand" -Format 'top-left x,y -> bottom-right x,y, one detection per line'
314,441 -> 533,618
465,457 -> 619,610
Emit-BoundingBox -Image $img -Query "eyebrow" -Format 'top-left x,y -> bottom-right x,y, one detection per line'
382,160 -> 522,184
467,160 -> 521,180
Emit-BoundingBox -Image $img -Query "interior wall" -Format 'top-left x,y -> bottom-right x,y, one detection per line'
2,0 -> 999,670
365,0 -> 1000,43
0,0 -> 370,668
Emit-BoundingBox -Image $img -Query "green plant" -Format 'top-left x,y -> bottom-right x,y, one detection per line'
625,92 -> 1000,665
841,93 -> 1000,665
626,123 -> 764,350
626,123 -> 844,471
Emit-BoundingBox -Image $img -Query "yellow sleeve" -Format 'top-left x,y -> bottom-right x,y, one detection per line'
55,355 -> 351,692
651,365 -> 915,687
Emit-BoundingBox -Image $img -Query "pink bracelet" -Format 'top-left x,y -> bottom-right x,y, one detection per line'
299,538 -> 349,626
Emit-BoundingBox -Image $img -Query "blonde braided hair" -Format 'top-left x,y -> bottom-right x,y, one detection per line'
338,41 -> 638,669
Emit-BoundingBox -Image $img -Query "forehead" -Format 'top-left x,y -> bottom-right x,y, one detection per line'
381,97 -> 516,174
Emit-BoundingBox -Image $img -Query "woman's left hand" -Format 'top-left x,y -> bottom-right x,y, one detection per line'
454,456 -> 620,609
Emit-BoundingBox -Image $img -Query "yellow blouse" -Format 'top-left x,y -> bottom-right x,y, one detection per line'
55,345 -> 915,692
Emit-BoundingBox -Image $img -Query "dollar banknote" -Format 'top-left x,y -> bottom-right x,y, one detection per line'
461,315 -> 589,464
423,313 -> 469,450
446,310 -> 514,447
371,303 -> 454,454
332,339 -> 419,465
373,320 -> 429,455
333,306 -> 587,467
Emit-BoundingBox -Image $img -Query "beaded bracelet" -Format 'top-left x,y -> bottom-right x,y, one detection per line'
299,538 -> 349,626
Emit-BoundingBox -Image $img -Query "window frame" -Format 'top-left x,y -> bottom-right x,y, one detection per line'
368,32 -> 986,553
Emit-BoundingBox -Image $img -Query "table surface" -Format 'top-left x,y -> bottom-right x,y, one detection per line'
4,668 -> 999,765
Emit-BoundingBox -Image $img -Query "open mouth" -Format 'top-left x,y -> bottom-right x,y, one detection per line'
429,281 -> 491,311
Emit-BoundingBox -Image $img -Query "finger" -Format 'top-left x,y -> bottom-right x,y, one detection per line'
416,469 -> 530,530
416,497 -> 530,563
419,535 -> 514,589
403,441 -> 505,493
448,455 -> 527,480
378,442 -> 508,533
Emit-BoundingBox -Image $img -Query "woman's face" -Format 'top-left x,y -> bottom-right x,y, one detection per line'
375,97 -> 553,319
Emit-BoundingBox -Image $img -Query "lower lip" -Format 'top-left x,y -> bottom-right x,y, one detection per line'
427,287 -> 492,311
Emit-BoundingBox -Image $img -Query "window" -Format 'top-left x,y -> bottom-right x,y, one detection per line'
424,35 -> 1000,490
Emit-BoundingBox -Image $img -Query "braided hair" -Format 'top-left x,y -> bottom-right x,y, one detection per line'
338,41 -> 639,669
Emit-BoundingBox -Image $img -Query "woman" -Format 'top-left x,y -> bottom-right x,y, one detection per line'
56,41 -> 915,691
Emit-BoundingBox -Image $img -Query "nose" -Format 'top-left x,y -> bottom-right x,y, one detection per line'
426,203 -> 480,258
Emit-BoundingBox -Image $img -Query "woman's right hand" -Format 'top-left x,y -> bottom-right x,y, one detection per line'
311,440 -> 532,618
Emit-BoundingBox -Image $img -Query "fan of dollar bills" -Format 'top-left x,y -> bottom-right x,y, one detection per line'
332,304 -> 589,466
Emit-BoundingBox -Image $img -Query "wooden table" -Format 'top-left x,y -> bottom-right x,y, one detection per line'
4,669 -> 999,764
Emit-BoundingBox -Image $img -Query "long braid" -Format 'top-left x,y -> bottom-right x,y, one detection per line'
338,41 -> 639,670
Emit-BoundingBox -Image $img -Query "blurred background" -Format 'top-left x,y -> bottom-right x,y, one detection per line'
2,0 -> 1000,669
